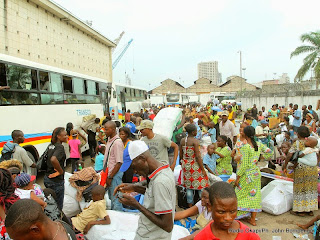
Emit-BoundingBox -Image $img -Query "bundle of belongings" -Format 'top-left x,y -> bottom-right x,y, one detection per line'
69,167 -> 99,202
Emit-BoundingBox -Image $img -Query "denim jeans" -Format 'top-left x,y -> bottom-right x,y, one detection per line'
107,171 -> 123,211
44,175 -> 65,210
186,189 -> 201,204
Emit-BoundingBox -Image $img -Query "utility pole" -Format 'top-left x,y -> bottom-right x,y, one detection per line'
238,51 -> 242,78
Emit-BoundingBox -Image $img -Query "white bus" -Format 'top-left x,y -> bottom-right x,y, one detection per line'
0,53 -> 146,169
110,83 -> 147,120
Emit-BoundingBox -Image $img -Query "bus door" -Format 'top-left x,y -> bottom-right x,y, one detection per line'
100,90 -> 108,114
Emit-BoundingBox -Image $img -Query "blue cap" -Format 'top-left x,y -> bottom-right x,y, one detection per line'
15,173 -> 36,188
260,120 -> 268,125
125,122 -> 137,134
120,141 -> 133,172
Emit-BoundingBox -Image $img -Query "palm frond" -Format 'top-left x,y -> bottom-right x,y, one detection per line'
300,31 -> 320,47
290,45 -> 317,58
294,52 -> 317,81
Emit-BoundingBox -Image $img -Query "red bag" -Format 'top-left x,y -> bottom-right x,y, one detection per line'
99,137 -> 120,187
100,167 -> 108,187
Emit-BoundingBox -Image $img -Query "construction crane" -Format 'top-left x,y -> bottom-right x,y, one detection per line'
112,31 -> 125,53
112,39 -> 133,70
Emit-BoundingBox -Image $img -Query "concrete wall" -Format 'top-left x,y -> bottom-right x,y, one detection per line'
1,0 -> 113,81
237,90 -> 320,110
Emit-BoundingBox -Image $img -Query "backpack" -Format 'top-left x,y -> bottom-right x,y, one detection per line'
0,143 -> 16,162
37,144 -> 53,171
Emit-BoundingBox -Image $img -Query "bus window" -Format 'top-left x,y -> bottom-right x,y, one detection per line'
63,76 -> 73,93
0,63 -> 7,86
73,77 -> 85,94
0,92 -> 39,105
95,82 -> 99,95
39,71 -> 50,91
86,80 -> 96,95
49,73 -> 62,93
40,93 -> 64,104
7,65 -> 35,90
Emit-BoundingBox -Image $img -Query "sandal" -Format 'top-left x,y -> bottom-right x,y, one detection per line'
290,210 -> 306,217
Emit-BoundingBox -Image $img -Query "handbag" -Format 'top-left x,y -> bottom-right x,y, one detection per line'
37,143 -> 52,171
99,138 -> 120,187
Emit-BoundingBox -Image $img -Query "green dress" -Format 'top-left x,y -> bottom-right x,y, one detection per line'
215,146 -> 232,175
236,142 -> 273,219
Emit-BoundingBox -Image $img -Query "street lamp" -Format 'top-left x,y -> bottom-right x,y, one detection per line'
242,68 -> 246,79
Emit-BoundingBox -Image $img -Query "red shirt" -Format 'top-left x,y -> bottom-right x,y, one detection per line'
149,114 -> 156,121
194,220 -> 261,240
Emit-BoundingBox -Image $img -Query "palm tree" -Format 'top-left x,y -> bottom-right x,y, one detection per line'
290,31 -> 320,83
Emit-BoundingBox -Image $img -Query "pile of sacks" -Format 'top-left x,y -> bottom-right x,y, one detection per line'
63,172 -> 112,217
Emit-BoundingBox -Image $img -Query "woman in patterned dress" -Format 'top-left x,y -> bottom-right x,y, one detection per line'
235,126 -> 273,226
214,135 -> 233,176
283,126 -> 318,216
180,124 -> 209,207
232,122 -> 250,169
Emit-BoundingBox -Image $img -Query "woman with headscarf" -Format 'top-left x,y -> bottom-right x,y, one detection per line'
283,126 -> 318,217
235,126 -> 273,226
0,168 -> 20,239
303,113 -> 316,133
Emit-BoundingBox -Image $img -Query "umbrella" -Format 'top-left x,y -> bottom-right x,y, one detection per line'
211,106 -> 222,112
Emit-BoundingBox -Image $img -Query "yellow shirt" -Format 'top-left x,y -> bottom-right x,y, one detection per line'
228,111 -> 235,124
71,199 -> 108,232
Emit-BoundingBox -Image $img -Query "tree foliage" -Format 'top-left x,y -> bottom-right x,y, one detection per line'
290,31 -> 320,82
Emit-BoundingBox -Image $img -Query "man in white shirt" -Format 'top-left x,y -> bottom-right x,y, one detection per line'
219,111 -> 237,145
11,130 -> 36,174
262,106 -> 268,119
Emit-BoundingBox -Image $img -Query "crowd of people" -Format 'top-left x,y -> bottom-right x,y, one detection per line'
1,101 -> 320,239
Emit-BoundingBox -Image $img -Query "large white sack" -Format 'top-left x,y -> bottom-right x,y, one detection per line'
174,165 -> 181,184
153,108 -> 182,140
275,133 -> 285,147
63,195 -> 81,217
261,180 -> 293,215
86,210 -> 189,240
64,172 -> 77,199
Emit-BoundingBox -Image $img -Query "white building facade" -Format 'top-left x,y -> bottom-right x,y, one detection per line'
197,61 -> 222,85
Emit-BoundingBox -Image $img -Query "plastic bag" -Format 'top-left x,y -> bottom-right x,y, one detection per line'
261,180 -> 293,215
80,114 -> 96,132
63,195 -> 81,217
85,210 -> 190,240
153,108 -> 182,140
64,172 -> 78,199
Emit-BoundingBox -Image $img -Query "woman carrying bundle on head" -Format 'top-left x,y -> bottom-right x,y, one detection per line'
234,126 -> 273,226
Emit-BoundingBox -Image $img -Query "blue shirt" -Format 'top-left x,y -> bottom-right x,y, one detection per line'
195,123 -> 202,140
203,153 -> 218,173
293,109 -> 302,127
94,152 -> 104,171
125,122 -> 136,134
208,128 -> 217,143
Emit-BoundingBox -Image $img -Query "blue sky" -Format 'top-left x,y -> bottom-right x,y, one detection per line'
54,0 -> 320,90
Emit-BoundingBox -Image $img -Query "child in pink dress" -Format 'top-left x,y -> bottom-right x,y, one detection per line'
69,130 -> 82,173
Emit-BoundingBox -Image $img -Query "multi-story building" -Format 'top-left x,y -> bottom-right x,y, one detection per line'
197,61 -> 222,85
